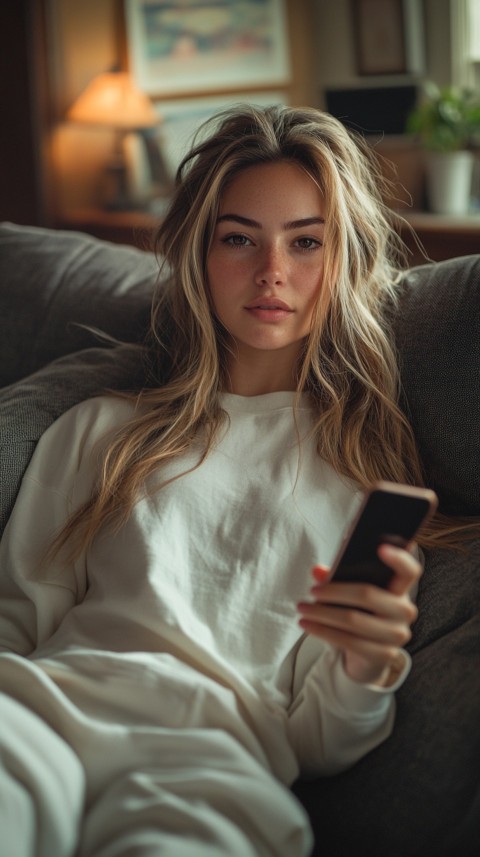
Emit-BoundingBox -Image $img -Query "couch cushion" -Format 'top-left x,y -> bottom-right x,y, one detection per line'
0,344 -> 145,536
392,254 -> 480,516
0,221 -> 157,387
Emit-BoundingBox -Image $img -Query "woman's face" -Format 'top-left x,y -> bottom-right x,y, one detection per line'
207,160 -> 326,392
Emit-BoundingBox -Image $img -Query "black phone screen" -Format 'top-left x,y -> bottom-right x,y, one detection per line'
331,486 -> 435,588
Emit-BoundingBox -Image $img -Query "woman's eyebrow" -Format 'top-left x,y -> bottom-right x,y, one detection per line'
284,217 -> 325,229
217,214 -> 261,227
216,214 -> 325,229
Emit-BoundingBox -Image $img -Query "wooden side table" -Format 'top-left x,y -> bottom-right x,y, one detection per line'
397,211 -> 480,265
56,209 -> 162,249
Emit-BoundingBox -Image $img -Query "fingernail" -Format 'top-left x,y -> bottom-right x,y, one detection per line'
312,565 -> 329,581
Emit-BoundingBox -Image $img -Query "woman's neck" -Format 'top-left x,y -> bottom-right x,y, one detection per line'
225,345 -> 301,396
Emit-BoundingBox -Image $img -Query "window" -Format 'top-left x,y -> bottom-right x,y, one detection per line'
470,0 -> 480,60
451,0 -> 480,87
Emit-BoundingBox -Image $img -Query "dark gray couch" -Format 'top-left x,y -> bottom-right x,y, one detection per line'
1,221 -> 479,857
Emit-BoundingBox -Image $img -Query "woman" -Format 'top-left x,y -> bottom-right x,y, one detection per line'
0,105 -> 449,857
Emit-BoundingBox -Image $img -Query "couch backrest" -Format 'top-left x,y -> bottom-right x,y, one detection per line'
0,221 -> 158,387
1,221 -> 479,529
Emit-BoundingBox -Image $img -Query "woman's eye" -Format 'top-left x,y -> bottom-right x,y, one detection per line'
222,234 -> 251,247
295,237 -> 322,250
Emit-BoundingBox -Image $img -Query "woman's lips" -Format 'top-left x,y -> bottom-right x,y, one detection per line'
244,298 -> 293,320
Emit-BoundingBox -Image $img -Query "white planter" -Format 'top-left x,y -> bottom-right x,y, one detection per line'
425,151 -> 475,215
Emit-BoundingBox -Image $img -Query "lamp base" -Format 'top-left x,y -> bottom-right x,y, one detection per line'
102,130 -> 173,212
103,157 -> 137,211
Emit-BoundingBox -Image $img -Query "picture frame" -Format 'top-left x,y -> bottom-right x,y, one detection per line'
123,0 -> 291,97
351,0 -> 425,76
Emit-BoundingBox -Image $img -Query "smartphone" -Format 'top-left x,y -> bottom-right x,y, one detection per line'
329,481 -> 438,589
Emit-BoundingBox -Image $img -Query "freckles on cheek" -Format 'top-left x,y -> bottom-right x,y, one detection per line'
206,277 -> 228,324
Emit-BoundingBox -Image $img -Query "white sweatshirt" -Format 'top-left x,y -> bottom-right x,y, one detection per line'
0,392 -> 410,784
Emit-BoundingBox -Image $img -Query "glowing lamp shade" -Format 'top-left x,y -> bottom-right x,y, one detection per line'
67,72 -> 163,210
67,72 -> 158,129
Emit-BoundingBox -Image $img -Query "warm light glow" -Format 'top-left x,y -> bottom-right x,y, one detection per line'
67,72 -> 159,129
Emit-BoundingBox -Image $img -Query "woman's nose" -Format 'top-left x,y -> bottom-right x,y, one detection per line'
255,245 -> 286,287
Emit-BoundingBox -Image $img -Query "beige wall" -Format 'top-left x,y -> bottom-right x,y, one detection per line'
47,0 -> 119,212
47,0 -> 318,213
313,0 -> 452,97
47,0 -> 453,215
48,0 -> 317,116
310,0 -> 453,207
47,0 -> 453,116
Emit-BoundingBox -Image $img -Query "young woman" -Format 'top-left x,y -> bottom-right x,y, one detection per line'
0,105 -> 448,857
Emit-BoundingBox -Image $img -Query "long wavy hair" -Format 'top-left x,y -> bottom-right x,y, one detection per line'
52,104 -> 470,559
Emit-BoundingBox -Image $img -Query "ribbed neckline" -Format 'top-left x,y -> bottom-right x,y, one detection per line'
220,391 -> 311,413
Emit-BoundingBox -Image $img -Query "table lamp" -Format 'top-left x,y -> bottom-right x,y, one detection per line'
67,71 -> 162,210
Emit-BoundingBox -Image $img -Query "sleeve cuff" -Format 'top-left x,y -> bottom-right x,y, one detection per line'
367,649 -> 412,692
328,648 -> 411,716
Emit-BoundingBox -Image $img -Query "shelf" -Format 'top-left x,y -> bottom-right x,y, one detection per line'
56,208 -> 161,248
396,210 -> 480,264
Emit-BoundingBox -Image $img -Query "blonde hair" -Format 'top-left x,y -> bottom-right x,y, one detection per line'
52,104 -> 470,558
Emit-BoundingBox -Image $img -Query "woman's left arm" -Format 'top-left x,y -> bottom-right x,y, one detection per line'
287,544 -> 420,777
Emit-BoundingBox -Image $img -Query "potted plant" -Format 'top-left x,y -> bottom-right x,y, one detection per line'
407,82 -> 480,215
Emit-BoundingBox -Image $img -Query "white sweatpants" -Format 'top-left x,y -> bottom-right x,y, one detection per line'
0,692 -> 312,857
0,693 -> 84,857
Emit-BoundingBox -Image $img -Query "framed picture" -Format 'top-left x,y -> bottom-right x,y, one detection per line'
351,0 -> 425,76
154,91 -> 287,179
123,0 -> 291,97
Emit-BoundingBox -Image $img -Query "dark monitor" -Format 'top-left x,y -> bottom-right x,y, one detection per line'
325,85 -> 418,136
